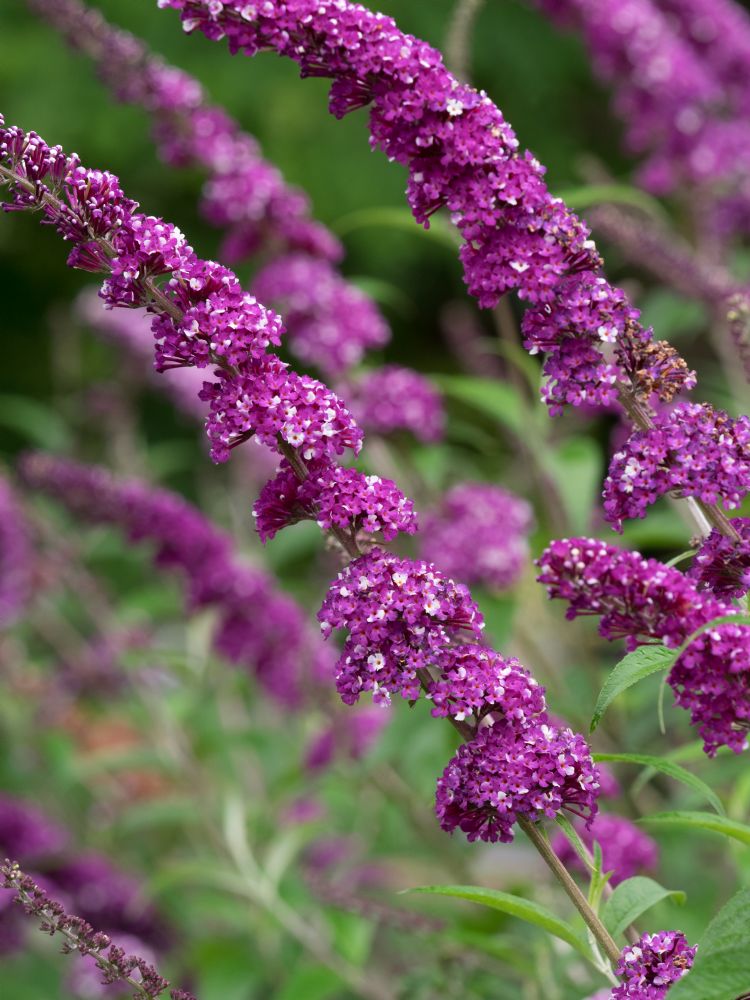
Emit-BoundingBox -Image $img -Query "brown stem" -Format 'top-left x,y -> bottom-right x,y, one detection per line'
518,817 -> 622,967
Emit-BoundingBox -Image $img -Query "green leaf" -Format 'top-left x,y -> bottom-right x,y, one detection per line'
542,435 -> 601,534
273,964 -> 343,1000
590,645 -> 676,732
593,753 -> 724,815
601,877 -> 686,940
554,814 -> 593,871
432,374 -> 525,436
640,811 -> 750,847
668,889 -> 750,1000
405,884 -> 590,958
0,394 -> 72,451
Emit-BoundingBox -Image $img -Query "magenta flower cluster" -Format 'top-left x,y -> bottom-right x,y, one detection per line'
435,720 -> 600,843
253,459 -> 418,544
347,365 -> 445,443
20,453 -> 331,708
689,517 -> 750,598
158,0 -> 694,418
604,403 -> 750,530
537,537 -> 750,754
31,0 -> 396,379
420,482 -> 532,590
612,930 -> 697,998
427,646 -> 545,725
318,547 -> 484,706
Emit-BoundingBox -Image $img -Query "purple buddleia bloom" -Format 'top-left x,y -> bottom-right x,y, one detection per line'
20,453 -> 331,708
347,366 -> 445,443
612,930 -> 696,998
318,547 -> 484,706
76,290 -> 278,481
420,483 -> 533,590
1,118 -> 364,468
198,355 -> 363,464
552,813 -> 659,886
603,403 -> 750,530
30,0 -> 394,377
253,458 -> 418,544
427,645 -> 546,725
435,719 -> 600,843
537,537 -> 750,754
157,0 -> 695,413
0,476 -> 34,628
252,254 -> 389,375
689,516 -> 750,599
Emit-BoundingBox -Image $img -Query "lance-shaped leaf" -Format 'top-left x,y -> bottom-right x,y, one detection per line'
593,753 -> 724,815
590,645 -> 675,733
405,885 -> 590,958
601,876 -> 686,940
640,811 -> 750,847
668,889 -> 750,1000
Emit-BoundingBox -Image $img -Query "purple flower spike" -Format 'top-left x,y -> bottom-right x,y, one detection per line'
253,458 -> 417,544
428,645 -> 546,726
612,930 -> 697,998
318,548 -> 484,707
603,403 -> 750,530
156,0 -> 696,413
252,254 -> 389,375
537,537 -> 750,755
435,719 -> 600,843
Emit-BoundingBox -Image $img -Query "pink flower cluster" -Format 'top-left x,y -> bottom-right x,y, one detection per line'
253,459 -> 418,543
612,930 -> 697,998
604,403 -> 750,530
420,482 -> 532,590
537,537 -> 750,754
435,720 -> 600,843
20,453 -> 331,707
158,0 -> 694,416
